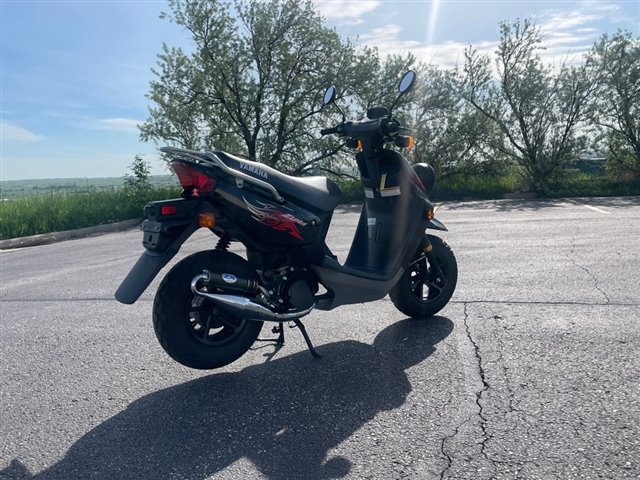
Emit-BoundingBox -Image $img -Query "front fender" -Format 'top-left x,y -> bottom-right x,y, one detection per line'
426,217 -> 448,231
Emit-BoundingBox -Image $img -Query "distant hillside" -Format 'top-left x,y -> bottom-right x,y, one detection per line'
0,175 -> 178,199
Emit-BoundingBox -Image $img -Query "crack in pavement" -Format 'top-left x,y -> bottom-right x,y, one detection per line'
439,415 -> 473,480
485,316 -> 530,419
457,309 -> 554,479
566,232 -> 611,304
462,304 -> 494,474
457,303 -> 543,479
433,389 -> 456,480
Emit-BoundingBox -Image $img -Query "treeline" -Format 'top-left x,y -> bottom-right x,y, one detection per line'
142,0 -> 639,193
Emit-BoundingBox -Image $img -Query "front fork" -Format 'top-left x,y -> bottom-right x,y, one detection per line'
413,237 -> 445,289
424,240 -> 443,274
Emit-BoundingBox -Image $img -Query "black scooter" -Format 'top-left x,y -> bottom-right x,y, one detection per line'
115,71 -> 457,369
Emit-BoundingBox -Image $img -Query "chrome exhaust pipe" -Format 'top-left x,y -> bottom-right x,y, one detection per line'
191,273 -> 314,322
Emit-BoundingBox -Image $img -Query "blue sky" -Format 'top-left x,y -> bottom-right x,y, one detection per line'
1,0 -> 638,181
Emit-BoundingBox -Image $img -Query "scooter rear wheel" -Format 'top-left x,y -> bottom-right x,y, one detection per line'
153,250 -> 263,369
390,235 -> 457,318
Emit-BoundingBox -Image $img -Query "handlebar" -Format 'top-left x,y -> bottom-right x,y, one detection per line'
320,117 -> 402,140
320,126 -> 339,136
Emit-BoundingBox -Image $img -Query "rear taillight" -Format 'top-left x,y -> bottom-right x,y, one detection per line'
161,205 -> 177,215
172,161 -> 216,196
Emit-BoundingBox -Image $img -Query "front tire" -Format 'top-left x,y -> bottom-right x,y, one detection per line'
390,235 -> 458,318
153,250 -> 263,369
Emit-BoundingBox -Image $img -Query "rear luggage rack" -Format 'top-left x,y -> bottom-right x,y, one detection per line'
160,146 -> 285,203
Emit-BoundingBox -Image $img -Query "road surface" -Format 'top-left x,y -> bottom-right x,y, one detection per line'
1,197 -> 639,479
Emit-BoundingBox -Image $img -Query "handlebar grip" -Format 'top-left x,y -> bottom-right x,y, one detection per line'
320,127 -> 338,136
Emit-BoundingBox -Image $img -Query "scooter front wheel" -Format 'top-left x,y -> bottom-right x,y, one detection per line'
390,235 -> 457,318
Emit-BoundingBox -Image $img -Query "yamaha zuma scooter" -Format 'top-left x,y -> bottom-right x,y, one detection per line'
115,70 -> 457,369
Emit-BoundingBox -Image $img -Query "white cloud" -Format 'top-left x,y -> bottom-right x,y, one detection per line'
357,23 -> 496,68
533,5 -> 620,67
95,118 -> 141,133
356,2 -> 626,69
0,122 -> 44,142
315,0 -> 380,20
360,24 -> 421,50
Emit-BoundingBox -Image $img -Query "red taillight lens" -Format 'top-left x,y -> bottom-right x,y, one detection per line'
172,161 -> 216,195
161,205 -> 177,215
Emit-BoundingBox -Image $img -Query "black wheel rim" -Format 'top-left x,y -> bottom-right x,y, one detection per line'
408,257 -> 448,304
186,295 -> 247,346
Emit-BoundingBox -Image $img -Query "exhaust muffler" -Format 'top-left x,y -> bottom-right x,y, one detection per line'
190,272 -> 314,322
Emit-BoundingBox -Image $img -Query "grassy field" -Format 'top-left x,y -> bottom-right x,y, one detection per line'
2,173 -> 638,240
337,173 -> 640,202
0,187 -> 180,240
0,175 -> 176,200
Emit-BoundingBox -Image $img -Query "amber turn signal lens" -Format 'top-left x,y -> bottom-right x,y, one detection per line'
406,136 -> 415,149
426,209 -> 434,220
357,140 -> 363,150
199,212 -> 216,229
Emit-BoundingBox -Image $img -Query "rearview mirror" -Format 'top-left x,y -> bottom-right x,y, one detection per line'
323,85 -> 336,106
398,70 -> 416,94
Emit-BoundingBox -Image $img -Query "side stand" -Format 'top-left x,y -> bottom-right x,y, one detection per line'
293,319 -> 322,359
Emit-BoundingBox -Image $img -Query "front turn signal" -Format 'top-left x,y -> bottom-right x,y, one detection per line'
426,209 -> 434,220
199,212 -> 216,229
406,135 -> 415,149
395,135 -> 415,149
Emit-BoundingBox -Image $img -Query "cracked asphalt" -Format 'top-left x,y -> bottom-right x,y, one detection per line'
1,196 -> 639,480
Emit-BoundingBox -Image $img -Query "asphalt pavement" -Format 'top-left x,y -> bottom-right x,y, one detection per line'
1,197 -> 639,480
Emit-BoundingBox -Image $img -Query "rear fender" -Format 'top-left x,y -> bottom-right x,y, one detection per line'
115,223 -> 199,304
115,198 -> 205,304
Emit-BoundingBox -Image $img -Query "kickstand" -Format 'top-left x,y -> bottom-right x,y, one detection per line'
293,319 -> 322,359
256,322 -> 286,345
274,322 -> 285,345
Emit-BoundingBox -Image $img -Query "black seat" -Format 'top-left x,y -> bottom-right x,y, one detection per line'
214,151 -> 343,212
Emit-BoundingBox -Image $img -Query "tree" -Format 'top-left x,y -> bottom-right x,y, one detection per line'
407,65 -> 507,178
587,31 -> 640,177
123,155 -> 151,196
141,0 -> 377,175
456,19 -> 597,192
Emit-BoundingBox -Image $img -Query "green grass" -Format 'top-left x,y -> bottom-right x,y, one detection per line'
336,178 -> 365,202
336,173 -> 526,202
337,172 -> 640,203
548,173 -> 640,197
432,173 -> 526,200
0,187 -> 180,240
0,175 -> 176,200
3,172 -> 638,240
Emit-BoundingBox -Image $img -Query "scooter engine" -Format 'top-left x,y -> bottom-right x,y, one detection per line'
283,272 -> 318,310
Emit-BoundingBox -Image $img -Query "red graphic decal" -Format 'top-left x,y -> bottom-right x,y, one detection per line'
243,198 -> 307,240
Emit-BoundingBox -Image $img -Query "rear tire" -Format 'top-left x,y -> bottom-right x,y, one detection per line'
390,235 -> 457,318
153,250 -> 263,369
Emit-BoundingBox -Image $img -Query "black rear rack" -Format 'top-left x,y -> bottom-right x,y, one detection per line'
160,146 -> 285,203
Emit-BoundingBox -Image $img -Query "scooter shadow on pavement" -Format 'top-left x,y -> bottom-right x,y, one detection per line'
2,316 -> 453,480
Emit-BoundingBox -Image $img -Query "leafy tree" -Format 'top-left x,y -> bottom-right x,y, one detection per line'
141,0 -> 377,175
586,30 -> 640,177
407,65 -> 508,178
123,155 -> 151,196
456,19 -> 597,192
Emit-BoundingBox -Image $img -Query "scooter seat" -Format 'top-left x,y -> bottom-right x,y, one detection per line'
214,150 -> 343,212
